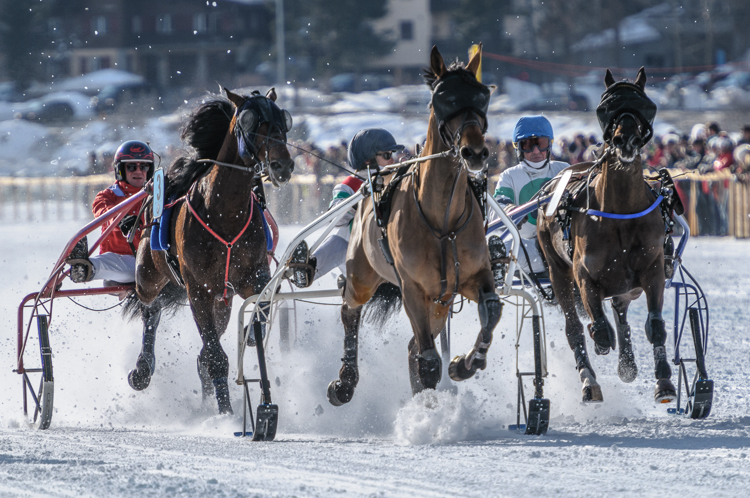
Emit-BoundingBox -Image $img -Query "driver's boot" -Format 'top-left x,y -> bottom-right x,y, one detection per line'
289,241 -> 317,288
67,238 -> 94,283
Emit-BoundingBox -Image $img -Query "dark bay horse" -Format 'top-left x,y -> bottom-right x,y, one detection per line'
327,45 -> 502,405
126,88 -> 294,414
537,68 -> 676,404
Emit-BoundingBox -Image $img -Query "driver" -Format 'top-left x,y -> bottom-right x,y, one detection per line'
66,140 -> 154,284
488,116 -> 569,280
289,128 -> 405,288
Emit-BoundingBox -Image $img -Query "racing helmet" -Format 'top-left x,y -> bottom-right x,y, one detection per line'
347,129 -> 405,171
114,140 -> 155,182
512,116 -> 554,160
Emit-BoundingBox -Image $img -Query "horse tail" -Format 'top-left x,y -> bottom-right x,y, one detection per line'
122,282 -> 188,322
362,282 -> 402,328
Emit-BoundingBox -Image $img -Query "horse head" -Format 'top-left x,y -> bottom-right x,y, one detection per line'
598,67 -> 656,166
427,44 -> 493,174
225,87 -> 295,186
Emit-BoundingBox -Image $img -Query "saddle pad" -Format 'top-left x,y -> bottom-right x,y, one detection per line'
150,203 -> 174,251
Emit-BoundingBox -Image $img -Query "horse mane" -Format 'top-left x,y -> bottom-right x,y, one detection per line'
165,96 -> 235,199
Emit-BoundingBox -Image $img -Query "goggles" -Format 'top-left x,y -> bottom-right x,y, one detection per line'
517,137 -> 552,153
376,151 -> 393,160
125,163 -> 150,172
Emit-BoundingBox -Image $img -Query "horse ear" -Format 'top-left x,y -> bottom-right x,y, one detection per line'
604,70 -> 615,88
635,67 -> 647,90
430,45 -> 447,79
223,87 -> 244,107
488,84 -> 498,94
266,87 -> 277,102
466,42 -> 482,76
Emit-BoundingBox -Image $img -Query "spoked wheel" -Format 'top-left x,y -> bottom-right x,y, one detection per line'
22,315 -> 54,430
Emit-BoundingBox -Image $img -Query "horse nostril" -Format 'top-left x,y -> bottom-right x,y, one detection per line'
460,147 -> 473,159
613,136 -> 624,147
481,147 -> 489,160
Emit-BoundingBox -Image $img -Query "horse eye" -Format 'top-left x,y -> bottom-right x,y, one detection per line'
283,109 -> 293,133
238,110 -> 256,132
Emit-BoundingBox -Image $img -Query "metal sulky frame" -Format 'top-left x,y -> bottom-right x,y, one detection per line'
234,181 -> 552,437
14,190 -> 147,430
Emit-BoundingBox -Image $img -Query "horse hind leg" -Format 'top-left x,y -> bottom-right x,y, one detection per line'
449,288 -> 502,382
646,310 -> 677,403
128,303 -> 161,391
327,303 -> 361,406
611,297 -> 638,383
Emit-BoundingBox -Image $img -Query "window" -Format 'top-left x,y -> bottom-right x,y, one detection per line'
400,21 -> 413,41
156,14 -> 172,34
193,13 -> 207,33
132,16 -> 142,34
92,16 -> 107,35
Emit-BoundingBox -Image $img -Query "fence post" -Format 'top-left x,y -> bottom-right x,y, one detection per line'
26,181 -> 33,222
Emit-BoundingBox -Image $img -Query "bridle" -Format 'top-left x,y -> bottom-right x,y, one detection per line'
232,94 -> 293,186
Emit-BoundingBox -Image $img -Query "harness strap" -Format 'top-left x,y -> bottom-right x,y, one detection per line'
575,195 -> 663,219
412,172 -> 474,305
185,192 -> 257,305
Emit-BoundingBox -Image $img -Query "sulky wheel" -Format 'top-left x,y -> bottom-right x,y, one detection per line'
22,315 -> 54,430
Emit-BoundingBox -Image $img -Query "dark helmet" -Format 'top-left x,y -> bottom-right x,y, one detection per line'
114,140 -> 155,182
347,129 -> 405,171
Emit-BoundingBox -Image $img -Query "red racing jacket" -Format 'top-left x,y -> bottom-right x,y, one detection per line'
91,180 -> 144,256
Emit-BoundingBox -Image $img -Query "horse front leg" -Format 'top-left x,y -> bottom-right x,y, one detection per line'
449,287 -> 502,382
400,284 -> 443,394
611,294 -> 640,383
643,280 -> 676,403
327,302 -> 362,406
577,274 -> 616,356
188,289 -> 233,414
556,273 -> 602,402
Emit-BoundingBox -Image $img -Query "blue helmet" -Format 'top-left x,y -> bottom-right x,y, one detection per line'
513,116 -> 554,143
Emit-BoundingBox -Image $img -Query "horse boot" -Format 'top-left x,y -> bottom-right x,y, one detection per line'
289,241 -> 317,288
127,306 -> 161,391
664,235 -> 675,280
487,235 -> 507,288
450,289 -> 501,381
212,377 -> 233,414
646,310 -> 676,403
67,238 -> 95,283
588,315 -> 616,356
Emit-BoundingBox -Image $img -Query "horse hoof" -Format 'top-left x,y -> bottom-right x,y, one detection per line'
654,378 -> 676,404
582,384 -> 604,403
618,352 -> 638,383
327,380 -> 353,406
127,368 -> 151,391
593,342 -> 611,356
448,355 -> 476,381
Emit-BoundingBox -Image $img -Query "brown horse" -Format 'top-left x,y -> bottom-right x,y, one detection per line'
326,45 -> 502,405
126,88 -> 294,414
537,68 -> 676,404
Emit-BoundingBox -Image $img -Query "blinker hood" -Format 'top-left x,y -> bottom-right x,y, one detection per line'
236,95 -> 289,159
596,81 -> 657,145
431,71 -> 491,144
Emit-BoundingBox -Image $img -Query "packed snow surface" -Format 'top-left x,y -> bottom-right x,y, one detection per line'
1,220 -> 749,497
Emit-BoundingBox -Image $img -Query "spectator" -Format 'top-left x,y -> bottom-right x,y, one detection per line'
706,121 -> 721,139
675,138 -> 713,173
712,135 -> 735,173
738,125 -> 750,146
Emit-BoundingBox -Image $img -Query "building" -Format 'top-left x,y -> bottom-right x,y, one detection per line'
50,0 -> 271,90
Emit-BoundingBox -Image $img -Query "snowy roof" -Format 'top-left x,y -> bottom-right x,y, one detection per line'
571,3 -> 669,52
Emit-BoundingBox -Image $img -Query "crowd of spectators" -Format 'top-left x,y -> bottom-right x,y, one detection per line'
84,122 -> 750,182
